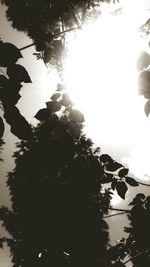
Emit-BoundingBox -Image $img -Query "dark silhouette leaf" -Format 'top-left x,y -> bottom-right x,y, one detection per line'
118,168 -> 129,178
3,106 -> 31,139
34,108 -> 52,121
111,178 -> 118,190
101,173 -> 113,184
106,161 -> 123,172
7,64 -> 32,83
100,154 -> 113,163
125,177 -> 139,186
0,41 -> 23,67
0,116 -> 4,138
46,100 -> 61,112
0,75 -> 8,87
50,93 -> 61,101
116,181 -> 128,199
136,193 -> 145,199
144,100 -> 150,116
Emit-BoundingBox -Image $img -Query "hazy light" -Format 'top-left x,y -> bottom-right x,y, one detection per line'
64,9 -> 142,146
63,2 -> 150,186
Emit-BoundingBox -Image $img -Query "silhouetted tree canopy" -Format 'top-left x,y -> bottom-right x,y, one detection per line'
0,1 -> 150,266
1,0 -> 118,67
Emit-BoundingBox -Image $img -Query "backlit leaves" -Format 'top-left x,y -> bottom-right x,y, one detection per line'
50,92 -> 61,101
144,100 -> 150,117
0,41 -> 23,67
46,100 -> 61,112
7,64 -> 32,83
118,168 -> 129,178
34,108 -> 52,121
100,154 -> 112,163
69,109 -> 84,123
106,161 -> 123,172
116,181 -> 128,199
125,177 -> 139,186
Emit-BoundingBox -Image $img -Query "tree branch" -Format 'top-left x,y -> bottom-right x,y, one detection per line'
104,211 -> 127,218
19,43 -> 35,51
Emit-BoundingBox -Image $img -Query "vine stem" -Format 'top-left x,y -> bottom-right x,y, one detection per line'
108,207 -> 130,212
104,211 -> 127,219
19,43 -> 35,51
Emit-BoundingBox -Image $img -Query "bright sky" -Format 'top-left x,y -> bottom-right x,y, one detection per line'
63,0 -> 150,184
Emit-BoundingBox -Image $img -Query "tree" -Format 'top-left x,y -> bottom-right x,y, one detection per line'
0,1 -> 150,266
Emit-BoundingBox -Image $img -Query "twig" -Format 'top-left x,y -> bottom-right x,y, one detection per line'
104,211 -> 127,219
124,251 -> 145,265
109,207 -> 130,212
19,43 -> 35,51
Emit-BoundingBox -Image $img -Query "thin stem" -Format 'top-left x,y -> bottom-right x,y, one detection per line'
56,27 -> 79,36
124,251 -> 144,265
104,211 -> 127,219
137,181 -> 150,186
19,43 -> 35,51
109,207 -> 130,212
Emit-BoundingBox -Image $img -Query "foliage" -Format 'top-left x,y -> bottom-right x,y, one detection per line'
0,2 -> 150,265
1,0 -> 118,68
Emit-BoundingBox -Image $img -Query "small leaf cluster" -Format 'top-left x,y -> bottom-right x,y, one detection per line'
100,154 -> 139,199
0,40 -> 32,139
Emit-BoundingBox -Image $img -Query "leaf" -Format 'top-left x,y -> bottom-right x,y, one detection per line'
111,178 -> 118,190
136,193 -> 145,199
129,197 -> 143,206
57,83 -> 64,91
101,173 -> 113,184
125,177 -> 139,186
46,100 -> 61,112
60,93 -> 74,107
118,168 -> 129,178
3,106 -> 31,139
106,161 -> 123,172
0,116 -> 4,138
116,181 -> 128,199
144,100 -> 150,116
34,108 -> 52,121
50,92 -> 61,101
7,64 -> 32,83
0,75 -> 8,88
0,42 -> 23,67
100,154 -> 113,163
69,109 -> 84,123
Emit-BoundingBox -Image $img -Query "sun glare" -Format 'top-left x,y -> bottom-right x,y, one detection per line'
63,2 -> 150,185
64,6 -> 144,147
